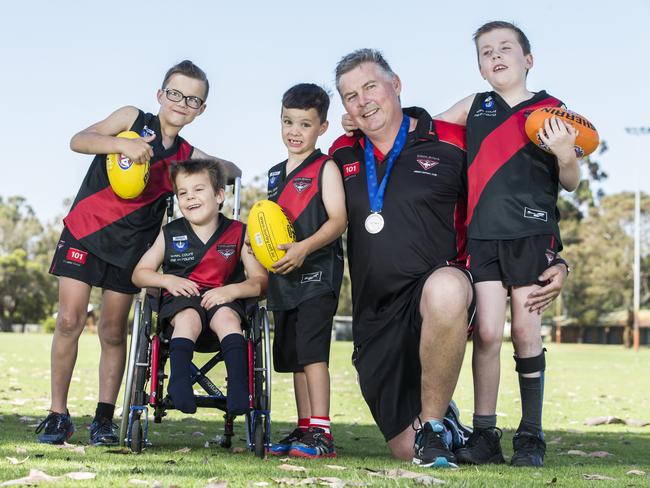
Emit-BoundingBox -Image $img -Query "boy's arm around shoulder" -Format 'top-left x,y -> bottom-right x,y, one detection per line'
191,147 -> 242,181
434,94 -> 475,126
70,106 -> 155,164
272,159 -> 347,275
132,230 -> 200,297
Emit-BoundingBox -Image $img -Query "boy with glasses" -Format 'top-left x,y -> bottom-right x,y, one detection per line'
36,60 -> 240,446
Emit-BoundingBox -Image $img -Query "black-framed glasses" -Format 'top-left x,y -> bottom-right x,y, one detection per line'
163,88 -> 204,109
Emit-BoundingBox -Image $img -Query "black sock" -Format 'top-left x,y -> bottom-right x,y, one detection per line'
473,414 -> 497,431
94,402 -> 115,422
518,374 -> 544,434
221,333 -> 249,415
168,337 -> 197,414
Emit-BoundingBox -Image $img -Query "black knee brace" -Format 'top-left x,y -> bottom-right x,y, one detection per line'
514,348 -> 546,374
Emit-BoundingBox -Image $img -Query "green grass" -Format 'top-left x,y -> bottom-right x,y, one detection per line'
1,334 -> 649,487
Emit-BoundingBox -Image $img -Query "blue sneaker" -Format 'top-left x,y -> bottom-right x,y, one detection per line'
444,400 -> 472,451
89,417 -> 119,446
267,427 -> 304,456
412,420 -> 458,468
288,427 -> 336,459
35,411 -> 75,444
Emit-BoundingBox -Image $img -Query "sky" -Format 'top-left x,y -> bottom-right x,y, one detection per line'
1,1 -> 648,223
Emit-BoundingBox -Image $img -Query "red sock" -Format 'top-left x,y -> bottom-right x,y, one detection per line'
310,416 -> 331,435
298,417 -> 310,432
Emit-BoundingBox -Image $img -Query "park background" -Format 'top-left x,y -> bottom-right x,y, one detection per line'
0,1 -> 649,486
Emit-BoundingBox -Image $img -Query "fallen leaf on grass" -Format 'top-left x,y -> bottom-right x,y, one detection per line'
567,450 -> 588,456
627,470 -> 646,476
66,473 -> 96,480
546,477 -> 557,484
253,483 -> 270,486
584,416 -> 624,426
192,431 -> 205,436
105,447 -> 132,454
231,447 -> 247,453
272,478 -> 315,486
582,474 -> 615,480
129,480 -> 150,485
279,464 -> 307,472
175,447 -> 192,453
588,451 -> 611,458
17,416 -> 34,423
164,459 -> 176,465
14,448 -> 27,455
206,477 -> 228,487
625,419 -> 650,427
547,437 -> 563,445
0,469 -> 96,486
5,457 -> 29,465
324,465 -> 347,471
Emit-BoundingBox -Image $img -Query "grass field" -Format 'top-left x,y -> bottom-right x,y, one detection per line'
0,333 -> 649,487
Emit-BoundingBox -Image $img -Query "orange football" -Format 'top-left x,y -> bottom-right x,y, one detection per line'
525,107 -> 599,157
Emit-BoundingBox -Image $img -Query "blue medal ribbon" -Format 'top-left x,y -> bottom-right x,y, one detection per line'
364,115 -> 410,214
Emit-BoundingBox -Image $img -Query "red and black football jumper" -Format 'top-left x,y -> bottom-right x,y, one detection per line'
266,149 -> 344,312
62,110 -> 194,270
329,107 -> 471,441
158,215 -> 247,327
466,91 -> 564,244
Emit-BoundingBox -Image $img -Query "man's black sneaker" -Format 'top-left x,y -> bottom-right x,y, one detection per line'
288,427 -> 336,458
267,427 -> 304,456
455,427 -> 506,464
35,410 -> 75,444
444,400 -> 473,450
412,420 -> 458,468
511,430 -> 546,467
89,417 -> 119,446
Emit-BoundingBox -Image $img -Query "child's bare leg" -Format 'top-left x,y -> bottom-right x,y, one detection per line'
50,277 -> 92,413
472,282 -> 508,427
293,372 -> 311,421
168,308 -> 202,413
303,362 -> 330,418
210,308 -> 248,415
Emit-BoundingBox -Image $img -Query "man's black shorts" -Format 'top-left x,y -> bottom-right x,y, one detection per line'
158,294 -> 246,332
49,226 -> 139,294
467,235 -> 560,286
272,292 -> 338,373
352,263 -> 475,441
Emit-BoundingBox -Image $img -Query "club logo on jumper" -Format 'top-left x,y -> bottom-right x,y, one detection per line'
172,235 -> 189,251
482,96 -> 495,109
524,207 -> 548,222
293,177 -> 312,193
66,247 -> 87,265
140,125 -> 156,138
217,244 -> 237,260
343,162 -> 360,178
416,155 -> 439,171
300,271 -> 322,284
118,154 -> 133,170
545,248 -> 557,265
268,170 -> 281,188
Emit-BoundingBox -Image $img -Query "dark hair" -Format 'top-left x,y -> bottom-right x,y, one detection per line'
282,83 -> 330,123
473,21 -> 531,56
335,48 -> 395,92
169,159 -> 225,194
162,60 -> 210,100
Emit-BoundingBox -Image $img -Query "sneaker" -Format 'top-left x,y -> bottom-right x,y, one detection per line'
267,428 -> 304,456
412,420 -> 458,468
89,417 -> 119,446
444,400 -> 473,450
511,430 -> 546,467
35,411 -> 75,444
288,427 -> 336,459
455,427 -> 506,465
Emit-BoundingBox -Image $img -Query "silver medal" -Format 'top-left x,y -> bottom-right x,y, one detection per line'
364,213 -> 384,234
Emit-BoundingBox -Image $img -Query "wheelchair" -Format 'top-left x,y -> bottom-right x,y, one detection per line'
118,177 -> 272,457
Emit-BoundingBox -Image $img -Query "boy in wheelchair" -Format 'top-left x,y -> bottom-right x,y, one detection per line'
132,159 -> 267,415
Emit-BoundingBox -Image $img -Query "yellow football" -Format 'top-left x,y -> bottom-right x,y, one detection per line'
106,131 -> 150,199
247,200 -> 296,272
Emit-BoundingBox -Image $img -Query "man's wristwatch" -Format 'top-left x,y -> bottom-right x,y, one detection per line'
550,257 -> 571,275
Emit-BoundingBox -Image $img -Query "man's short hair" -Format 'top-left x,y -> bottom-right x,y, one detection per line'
162,60 -> 210,100
334,48 -> 396,93
473,21 -> 531,56
282,83 -> 330,123
169,159 -> 225,194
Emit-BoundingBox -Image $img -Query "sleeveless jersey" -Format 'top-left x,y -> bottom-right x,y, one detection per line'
466,91 -> 564,245
63,110 -> 194,268
266,149 -> 344,311
162,215 -> 246,291
329,107 -> 467,346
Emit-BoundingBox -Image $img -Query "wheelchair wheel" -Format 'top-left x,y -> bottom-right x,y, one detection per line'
253,307 -> 272,411
129,417 -> 144,453
253,414 -> 265,459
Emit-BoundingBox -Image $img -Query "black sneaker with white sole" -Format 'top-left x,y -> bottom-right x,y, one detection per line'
456,427 -> 506,464
412,420 -> 458,468
511,430 -> 546,467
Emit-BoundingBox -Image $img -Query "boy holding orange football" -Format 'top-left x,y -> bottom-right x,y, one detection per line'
132,159 -> 267,416
265,83 -> 347,458
435,21 -> 579,467
37,60 -> 241,446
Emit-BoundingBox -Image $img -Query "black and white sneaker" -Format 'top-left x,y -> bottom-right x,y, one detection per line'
444,400 -> 473,450
412,420 -> 458,468
89,417 -> 119,446
511,430 -> 546,467
456,427 -> 506,464
35,410 -> 74,444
